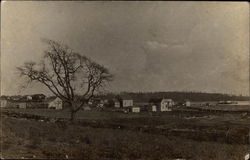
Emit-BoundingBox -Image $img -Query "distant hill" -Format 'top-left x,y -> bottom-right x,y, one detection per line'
98,91 -> 250,102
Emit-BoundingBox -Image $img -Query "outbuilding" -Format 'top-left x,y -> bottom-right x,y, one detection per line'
185,99 -> 191,107
152,105 -> 157,112
131,107 -> 140,113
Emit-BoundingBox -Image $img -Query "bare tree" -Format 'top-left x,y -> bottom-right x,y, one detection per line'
17,39 -> 113,121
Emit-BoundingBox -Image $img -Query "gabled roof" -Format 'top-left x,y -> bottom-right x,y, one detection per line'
45,96 -> 58,102
149,98 -> 162,104
149,98 -> 173,104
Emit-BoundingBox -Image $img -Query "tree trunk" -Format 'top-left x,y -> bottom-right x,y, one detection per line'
70,110 -> 76,122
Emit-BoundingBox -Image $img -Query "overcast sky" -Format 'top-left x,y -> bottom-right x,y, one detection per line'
1,1 -> 249,96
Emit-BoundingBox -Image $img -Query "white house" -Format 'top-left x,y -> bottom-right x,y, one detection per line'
152,105 -> 157,112
131,107 -> 140,113
160,99 -> 174,111
48,97 -> 63,110
122,99 -> 133,107
26,95 -> 32,100
114,101 -> 120,108
185,100 -> 191,107
245,153 -> 249,160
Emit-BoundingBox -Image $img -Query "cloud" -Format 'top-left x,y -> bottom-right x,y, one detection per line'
146,41 -> 168,49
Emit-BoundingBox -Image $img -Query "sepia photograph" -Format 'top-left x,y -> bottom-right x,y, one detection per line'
1,1 -> 250,160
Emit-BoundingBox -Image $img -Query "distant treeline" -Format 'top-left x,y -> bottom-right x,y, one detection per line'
98,91 -> 250,102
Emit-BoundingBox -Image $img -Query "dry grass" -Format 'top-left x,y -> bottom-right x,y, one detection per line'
1,114 -> 248,160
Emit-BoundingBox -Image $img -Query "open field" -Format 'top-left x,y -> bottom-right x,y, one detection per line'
1,107 -> 250,159
189,104 -> 250,111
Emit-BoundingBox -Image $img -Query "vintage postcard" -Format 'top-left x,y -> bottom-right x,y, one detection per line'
1,1 -> 249,160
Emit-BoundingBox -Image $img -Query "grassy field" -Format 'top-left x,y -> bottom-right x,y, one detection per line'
189,104 -> 250,111
1,107 -> 250,159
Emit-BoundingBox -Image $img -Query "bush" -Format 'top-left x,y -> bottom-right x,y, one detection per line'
80,136 -> 91,145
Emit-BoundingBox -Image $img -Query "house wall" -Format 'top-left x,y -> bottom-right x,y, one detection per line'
132,107 -> 140,113
0,100 -> 8,107
152,105 -> 157,112
160,104 -> 171,111
123,100 -> 133,107
7,101 -> 20,108
18,103 -> 26,109
234,101 -> 250,105
160,100 -> 173,111
27,102 -> 47,109
186,101 -> 191,107
114,102 -> 120,108
49,98 -> 63,110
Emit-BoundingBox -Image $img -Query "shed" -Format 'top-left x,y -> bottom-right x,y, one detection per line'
152,105 -> 157,112
131,107 -> 140,113
113,99 -> 121,108
185,99 -> 191,107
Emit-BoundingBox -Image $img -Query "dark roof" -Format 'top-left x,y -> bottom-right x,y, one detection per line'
0,97 -> 8,100
119,95 -> 133,100
149,98 -> 162,104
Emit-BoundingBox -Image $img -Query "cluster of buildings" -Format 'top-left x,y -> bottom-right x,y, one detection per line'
102,97 -> 191,113
0,93 -> 193,113
0,94 -> 63,110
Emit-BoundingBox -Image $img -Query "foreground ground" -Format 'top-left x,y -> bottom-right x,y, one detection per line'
1,107 -> 250,159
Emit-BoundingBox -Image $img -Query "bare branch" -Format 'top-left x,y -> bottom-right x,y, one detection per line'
17,39 -> 113,121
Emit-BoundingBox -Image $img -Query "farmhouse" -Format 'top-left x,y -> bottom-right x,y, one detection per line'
160,99 -> 174,111
26,95 -> 33,100
149,98 -> 174,112
122,99 -> 133,107
89,98 -> 107,108
47,97 -> 63,110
